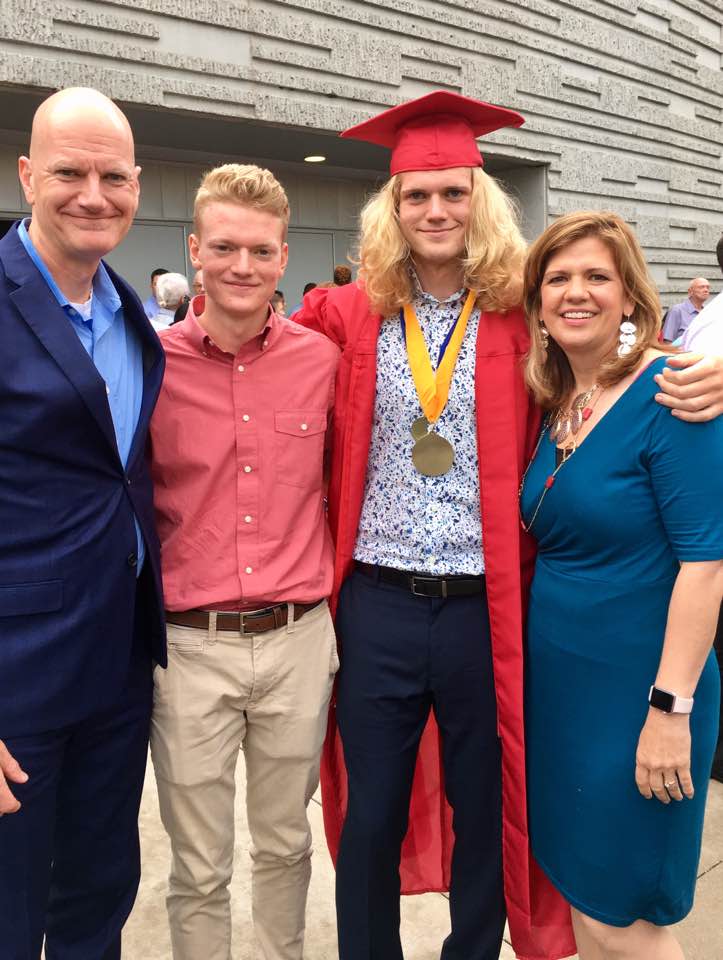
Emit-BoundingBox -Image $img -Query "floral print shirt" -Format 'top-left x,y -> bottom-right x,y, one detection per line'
353,283 -> 485,575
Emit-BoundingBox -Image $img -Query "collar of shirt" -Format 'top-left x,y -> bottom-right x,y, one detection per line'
17,218 -> 122,351
180,294 -> 282,361
408,266 -> 467,309
683,298 -> 699,317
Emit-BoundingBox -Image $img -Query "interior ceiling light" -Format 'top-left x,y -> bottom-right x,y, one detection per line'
304,155 -> 326,163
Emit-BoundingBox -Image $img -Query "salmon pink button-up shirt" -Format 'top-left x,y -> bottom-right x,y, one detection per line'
150,297 -> 340,611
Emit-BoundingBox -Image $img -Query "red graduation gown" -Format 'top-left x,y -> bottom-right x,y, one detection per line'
295,282 -> 576,960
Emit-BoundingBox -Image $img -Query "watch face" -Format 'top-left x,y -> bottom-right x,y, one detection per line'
649,687 -> 675,712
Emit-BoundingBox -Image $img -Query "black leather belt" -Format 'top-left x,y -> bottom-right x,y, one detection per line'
356,562 -> 485,598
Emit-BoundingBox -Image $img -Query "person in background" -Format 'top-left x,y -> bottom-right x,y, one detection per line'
192,269 -> 204,296
271,288 -> 286,315
149,163 -> 340,960
520,210 -> 723,960
151,272 -> 190,331
682,235 -> 723,355
142,266 -> 169,319
288,282 -> 317,317
662,276 -> 710,343
333,264 -> 352,286
0,86 -> 165,959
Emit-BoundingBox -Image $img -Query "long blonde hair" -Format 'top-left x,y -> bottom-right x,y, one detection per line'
357,167 -> 525,316
524,211 -> 666,410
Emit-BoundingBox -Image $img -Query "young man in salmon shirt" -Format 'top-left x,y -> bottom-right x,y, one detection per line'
149,163 -> 340,960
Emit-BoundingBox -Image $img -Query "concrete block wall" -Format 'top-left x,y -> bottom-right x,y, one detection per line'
0,0 -> 721,303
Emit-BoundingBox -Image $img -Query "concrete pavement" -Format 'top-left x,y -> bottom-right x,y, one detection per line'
124,757 -> 723,959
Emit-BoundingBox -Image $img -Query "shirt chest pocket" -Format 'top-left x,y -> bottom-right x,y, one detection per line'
273,410 -> 327,489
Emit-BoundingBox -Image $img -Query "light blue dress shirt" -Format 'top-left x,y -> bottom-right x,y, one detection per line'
18,219 -> 146,571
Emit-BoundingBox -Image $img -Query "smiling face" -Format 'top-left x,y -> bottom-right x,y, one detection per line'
397,167 -> 473,269
540,235 -> 634,361
18,104 -> 140,269
189,201 -> 288,325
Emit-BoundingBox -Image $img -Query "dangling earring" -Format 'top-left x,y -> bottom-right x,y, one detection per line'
617,315 -> 637,357
540,321 -> 549,355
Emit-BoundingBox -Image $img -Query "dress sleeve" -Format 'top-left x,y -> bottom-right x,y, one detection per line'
648,403 -> 723,561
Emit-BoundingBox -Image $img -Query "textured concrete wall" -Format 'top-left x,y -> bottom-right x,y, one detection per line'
1,0 -> 722,303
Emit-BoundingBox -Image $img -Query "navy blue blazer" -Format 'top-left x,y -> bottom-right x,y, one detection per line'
0,224 -> 166,736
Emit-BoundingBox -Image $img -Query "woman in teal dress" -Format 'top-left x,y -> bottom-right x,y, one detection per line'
519,211 -> 723,960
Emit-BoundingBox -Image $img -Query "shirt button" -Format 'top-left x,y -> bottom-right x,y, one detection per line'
300,423 -> 308,431
243,465 -> 252,473
244,515 -> 252,523
237,364 -> 245,372
242,414 -> 250,422
262,340 -> 268,348
127,552 -> 137,568
245,566 -> 253,574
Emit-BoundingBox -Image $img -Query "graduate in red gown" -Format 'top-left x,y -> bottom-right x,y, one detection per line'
295,91 -> 574,960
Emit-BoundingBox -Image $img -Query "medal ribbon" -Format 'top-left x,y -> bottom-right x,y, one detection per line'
401,289 -> 476,424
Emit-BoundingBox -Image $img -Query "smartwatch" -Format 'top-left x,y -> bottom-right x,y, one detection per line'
648,685 -> 694,715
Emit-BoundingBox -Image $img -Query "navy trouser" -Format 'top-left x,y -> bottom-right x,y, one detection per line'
335,568 -> 505,960
0,605 -> 153,960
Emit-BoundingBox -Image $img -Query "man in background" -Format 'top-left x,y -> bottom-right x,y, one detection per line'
663,275 -> 710,342
271,287 -> 286,315
142,266 -> 169,319
0,87 -> 165,959
683,236 -> 723,354
192,268 -> 204,295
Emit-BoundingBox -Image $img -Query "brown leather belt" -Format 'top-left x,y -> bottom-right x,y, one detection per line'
165,599 -> 323,635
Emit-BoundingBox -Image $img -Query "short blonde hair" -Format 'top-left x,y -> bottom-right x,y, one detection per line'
524,210 -> 666,409
357,167 -> 525,317
194,163 -> 289,236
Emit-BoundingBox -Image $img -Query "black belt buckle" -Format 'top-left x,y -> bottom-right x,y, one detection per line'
410,575 -> 447,599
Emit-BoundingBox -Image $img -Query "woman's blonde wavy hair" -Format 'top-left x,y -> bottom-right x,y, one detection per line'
357,167 -> 526,316
524,210 -> 667,410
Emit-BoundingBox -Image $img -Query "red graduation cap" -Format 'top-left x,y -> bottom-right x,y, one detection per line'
341,91 -> 524,176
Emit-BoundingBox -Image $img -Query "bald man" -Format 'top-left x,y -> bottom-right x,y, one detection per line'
0,88 -> 166,959
663,276 -> 711,343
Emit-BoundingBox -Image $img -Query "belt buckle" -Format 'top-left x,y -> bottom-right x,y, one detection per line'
410,575 -> 447,599
238,604 -> 282,635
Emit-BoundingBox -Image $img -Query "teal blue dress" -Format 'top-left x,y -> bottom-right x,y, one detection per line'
520,358 -> 723,926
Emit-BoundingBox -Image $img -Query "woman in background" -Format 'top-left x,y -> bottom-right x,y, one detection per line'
520,211 -> 723,959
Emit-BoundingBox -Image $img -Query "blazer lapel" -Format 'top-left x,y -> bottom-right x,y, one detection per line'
3,234 -> 120,460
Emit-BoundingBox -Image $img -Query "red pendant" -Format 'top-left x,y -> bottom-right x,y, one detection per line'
544,475 -> 555,489
582,407 -> 593,420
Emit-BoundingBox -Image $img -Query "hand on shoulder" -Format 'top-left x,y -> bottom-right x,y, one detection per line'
653,351 -> 723,422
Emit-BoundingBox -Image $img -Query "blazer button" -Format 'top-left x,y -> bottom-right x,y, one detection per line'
127,552 -> 138,568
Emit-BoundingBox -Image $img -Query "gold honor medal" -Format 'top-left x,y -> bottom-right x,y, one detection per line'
410,416 -> 429,441
412,431 -> 455,476
402,289 -> 476,477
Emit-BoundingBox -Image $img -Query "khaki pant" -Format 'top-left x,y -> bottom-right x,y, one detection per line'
150,601 -> 338,960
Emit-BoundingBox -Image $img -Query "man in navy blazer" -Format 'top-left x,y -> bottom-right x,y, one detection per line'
0,88 -> 166,959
